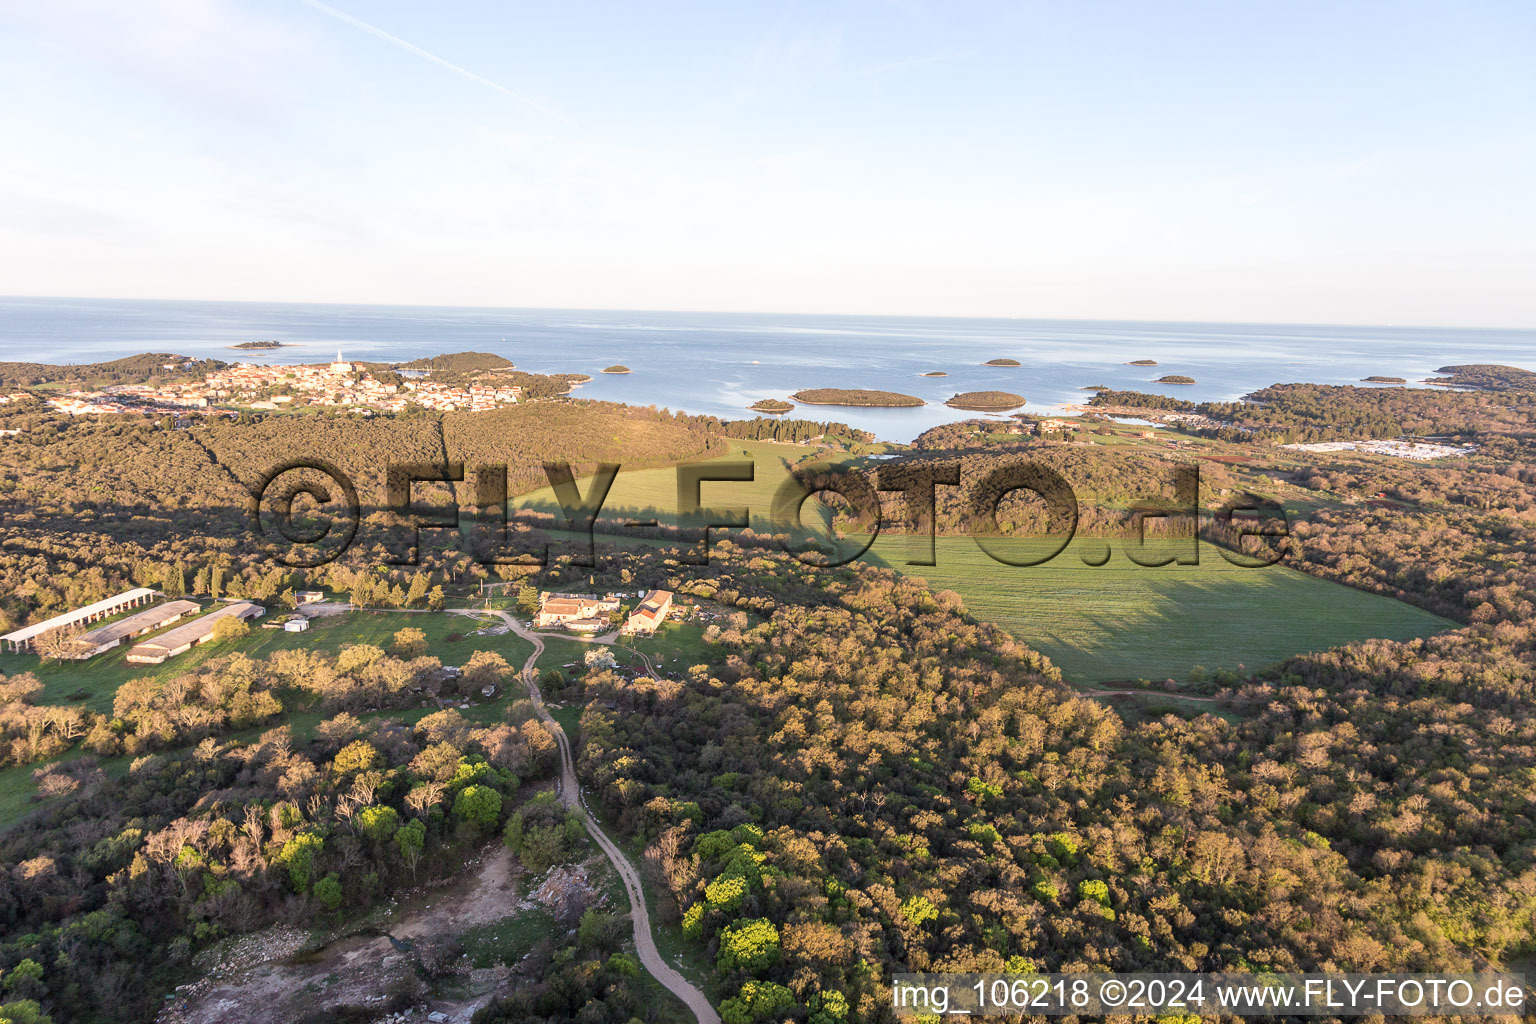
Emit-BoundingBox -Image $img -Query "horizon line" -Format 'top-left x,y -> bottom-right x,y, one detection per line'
1,292 -> 1533,335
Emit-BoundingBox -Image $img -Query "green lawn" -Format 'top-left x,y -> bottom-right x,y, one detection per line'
862,536 -> 1456,684
616,621 -> 716,672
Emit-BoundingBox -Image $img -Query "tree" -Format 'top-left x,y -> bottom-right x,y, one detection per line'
463,649 -> 510,693
717,918 -> 780,973
405,572 -> 431,607
313,872 -> 343,910
358,805 -> 400,843
391,627 -> 428,658
210,614 -> 250,643
278,832 -> 324,892
396,818 -> 426,875
1,960 -> 43,1001
452,784 -> 502,833
31,626 -> 83,662
0,1000 -> 53,1024
515,584 -> 539,616
333,740 -> 380,777
427,585 -> 446,611
721,980 -> 796,1024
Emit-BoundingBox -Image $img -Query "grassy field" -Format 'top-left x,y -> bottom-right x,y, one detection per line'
510,445 -> 1457,684
863,536 -> 1456,683
512,437 -> 839,532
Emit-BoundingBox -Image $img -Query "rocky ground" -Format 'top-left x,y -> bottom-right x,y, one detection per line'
156,844 -> 602,1024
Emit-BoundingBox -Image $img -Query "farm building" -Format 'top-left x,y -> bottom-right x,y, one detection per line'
622,590 -> 674,635
534,592 -> 621,628
1,587 -> 159,654
283,618 -> 310,632
125,602 -> 264,664
60,600 -> 201,660
296,591 -> 325,604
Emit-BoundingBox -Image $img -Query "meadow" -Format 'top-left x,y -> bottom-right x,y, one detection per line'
862,536 -> 1455,683
514,444 -> 1456,684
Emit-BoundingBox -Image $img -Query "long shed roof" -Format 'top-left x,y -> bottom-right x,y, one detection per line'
0,588 -> 158,644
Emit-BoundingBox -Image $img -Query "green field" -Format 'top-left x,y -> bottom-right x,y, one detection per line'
514,447 -> 1456,685
513,437 -> 840,532
863,536 -> 1455,683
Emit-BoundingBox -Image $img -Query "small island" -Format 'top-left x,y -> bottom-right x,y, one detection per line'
792,388 -> 925,407
1154,374 -> 1196,385
982,358 -> 1021,367
748,398 -> 795,413
230,340 -> 288,350
1128,359 -> 1158,366
920,371 -> 949,377
1362,375 -> 1407,384
602,365 -> 632,374
945,390 -> 1026,411
1081,384 -> 1111,391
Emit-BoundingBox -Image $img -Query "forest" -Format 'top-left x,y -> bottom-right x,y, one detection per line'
1089,382 -> 1536,448
0,378 -> 1534,1021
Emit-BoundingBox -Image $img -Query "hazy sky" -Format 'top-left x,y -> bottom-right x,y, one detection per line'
1,0 -> 1533,325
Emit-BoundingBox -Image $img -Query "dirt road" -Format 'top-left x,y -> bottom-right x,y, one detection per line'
464,610 -> 720,1024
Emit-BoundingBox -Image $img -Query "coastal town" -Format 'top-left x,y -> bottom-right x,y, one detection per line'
38,350 -> 525,418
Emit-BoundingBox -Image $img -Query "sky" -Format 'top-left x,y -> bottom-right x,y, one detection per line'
0,0 -> 1533,326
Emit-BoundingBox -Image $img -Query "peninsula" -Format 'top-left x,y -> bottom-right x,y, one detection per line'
791,388 -> 925,407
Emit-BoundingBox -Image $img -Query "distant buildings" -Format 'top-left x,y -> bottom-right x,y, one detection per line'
126,602 -> 264,664
1,588 -> 159,654
40,355 -> 522,419
622,590 -> 674,636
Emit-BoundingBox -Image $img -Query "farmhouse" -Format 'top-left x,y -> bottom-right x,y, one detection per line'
125,602 -> 264,664
534,592 -> 621,628
62,599 -> 201,660
1,587 -> 159,654
622,590 -> 674,635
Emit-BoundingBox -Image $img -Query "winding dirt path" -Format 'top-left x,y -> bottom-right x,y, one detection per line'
456,609 -> 719,1024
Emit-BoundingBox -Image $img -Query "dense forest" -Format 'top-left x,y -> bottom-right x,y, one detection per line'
0,354 -> 227,388
1090,382 -> 1536,448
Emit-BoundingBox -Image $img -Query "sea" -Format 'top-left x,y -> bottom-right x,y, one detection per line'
2,297 -> 1533,443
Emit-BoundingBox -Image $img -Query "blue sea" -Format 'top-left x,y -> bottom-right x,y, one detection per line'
2,297 -> 1533,442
